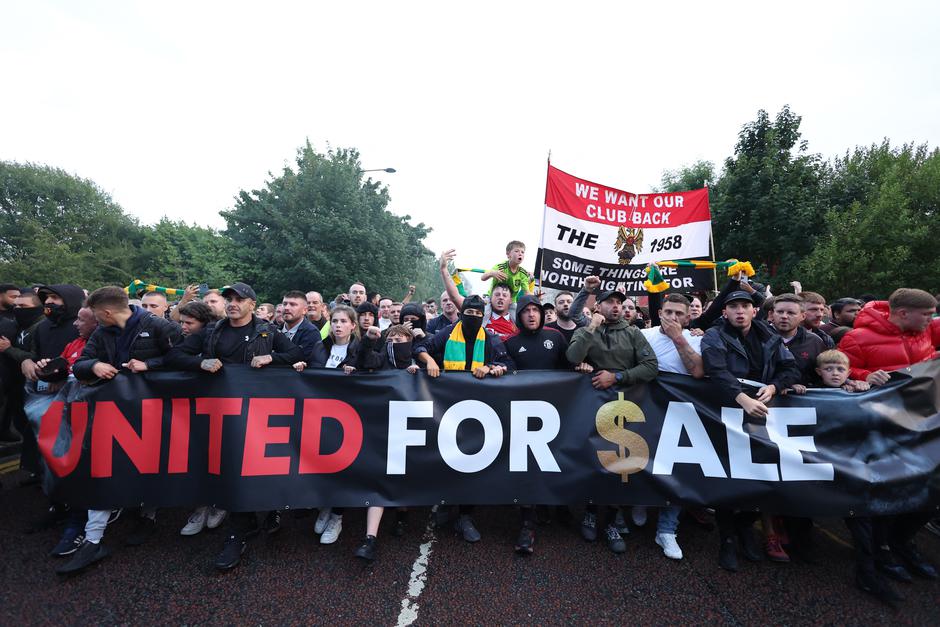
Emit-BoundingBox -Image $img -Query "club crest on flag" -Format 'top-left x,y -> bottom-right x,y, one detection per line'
615,227 -> 644,265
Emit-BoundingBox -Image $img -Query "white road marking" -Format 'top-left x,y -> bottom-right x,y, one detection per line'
396,506 -> 439,626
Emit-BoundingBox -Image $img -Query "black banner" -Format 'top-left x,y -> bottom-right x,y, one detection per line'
533,248 -> 713,295
40,363 -> 940,516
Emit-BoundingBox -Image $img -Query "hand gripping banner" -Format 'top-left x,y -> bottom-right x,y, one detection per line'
39,363 -> 940,516
534,165 -> 714,294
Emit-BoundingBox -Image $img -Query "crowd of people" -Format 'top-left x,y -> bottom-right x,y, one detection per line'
1,239 -> 939,608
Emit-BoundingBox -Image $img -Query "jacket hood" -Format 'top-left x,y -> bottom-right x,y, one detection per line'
38,284 -> 85,319
853,301 -> 901,336
515,295 -> 544,334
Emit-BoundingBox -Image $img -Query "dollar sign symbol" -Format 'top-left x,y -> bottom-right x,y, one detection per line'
595,392 -> 649,482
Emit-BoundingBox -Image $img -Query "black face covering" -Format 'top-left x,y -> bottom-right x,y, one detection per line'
44,303 -> 67,324
14,306 -> 42,329
388,341 -> 414,369
460,313 -> 483,339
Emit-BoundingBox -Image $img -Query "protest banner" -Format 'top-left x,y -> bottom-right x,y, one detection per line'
39,364 -> 940,516
534,165 -> 714,294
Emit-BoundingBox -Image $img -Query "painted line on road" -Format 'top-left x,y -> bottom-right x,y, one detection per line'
396,505 -> 439,627
0,459 -> 21,475
817,525 -> 852,549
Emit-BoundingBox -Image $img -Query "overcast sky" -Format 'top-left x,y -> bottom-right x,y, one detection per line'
2,1 -> 938,286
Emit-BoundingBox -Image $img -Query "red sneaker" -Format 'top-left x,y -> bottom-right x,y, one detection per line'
765,533 -> 790,563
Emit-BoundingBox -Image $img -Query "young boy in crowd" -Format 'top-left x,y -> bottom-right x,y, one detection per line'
481,240 -> 532,304
808,350 -> 900,606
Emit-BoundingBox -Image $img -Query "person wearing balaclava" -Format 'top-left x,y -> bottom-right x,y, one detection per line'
0,289 -> 47,473
412,295 -> 515,545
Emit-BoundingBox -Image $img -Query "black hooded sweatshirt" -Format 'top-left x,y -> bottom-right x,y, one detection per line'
31,284 -> 85,360
504,295 -> 571,371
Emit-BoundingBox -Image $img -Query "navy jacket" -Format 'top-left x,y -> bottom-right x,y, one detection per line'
283,318 -> 328,367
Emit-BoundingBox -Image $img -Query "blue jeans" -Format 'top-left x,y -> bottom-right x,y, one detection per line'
657,506 -> 681,535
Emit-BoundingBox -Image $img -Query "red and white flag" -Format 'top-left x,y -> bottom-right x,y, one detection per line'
535,165 -> 712,294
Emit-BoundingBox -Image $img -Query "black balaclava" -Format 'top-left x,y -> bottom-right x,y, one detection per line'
459,295 -> 485,340
387,340 -> 414,369
14,306 -> 43,329
400,303 -> 426,331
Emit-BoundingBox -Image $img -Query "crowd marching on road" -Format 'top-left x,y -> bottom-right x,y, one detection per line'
2,239 -> 940,611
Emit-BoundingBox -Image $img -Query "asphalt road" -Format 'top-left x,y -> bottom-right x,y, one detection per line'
2,468 -> 939,625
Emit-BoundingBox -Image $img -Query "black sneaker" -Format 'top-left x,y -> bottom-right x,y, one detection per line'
56,540 -> 110,575
515,524 -> 536,555
893,541 -> 939,580
263,511 -> 282,535
875,548 -> 913,583
553,505 -> 574,528
393,512 -> 409,537
125,516 -> 156,546
738,527 -> 762,562
214,535 -> 247,571
50,527 -> 85,557
856,564 -> 902,608
354,535 -> 377,561
455,515 -> 481,543
604,524 -> 626,554
719,537 -> 738,572
580,512 -> 598,542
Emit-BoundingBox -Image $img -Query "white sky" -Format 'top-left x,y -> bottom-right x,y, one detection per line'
2,1 -> 938,288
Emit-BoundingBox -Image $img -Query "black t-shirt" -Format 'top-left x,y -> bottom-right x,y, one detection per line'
546,321 -> 579,344
736,327 -> 765,381
215,321 -> 254,364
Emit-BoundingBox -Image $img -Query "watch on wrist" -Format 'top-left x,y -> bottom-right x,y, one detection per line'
614,372 -> 624,384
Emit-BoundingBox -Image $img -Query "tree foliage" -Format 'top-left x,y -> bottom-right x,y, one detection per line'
222,143 -> 433,302
711,106 -> 827,290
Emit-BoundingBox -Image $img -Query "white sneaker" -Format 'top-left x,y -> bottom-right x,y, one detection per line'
631,506 -> 648,527
320,514 -> 343,544
314,508 -> 332,534
655,532 -> 683,560
181,507 -> 208,536
206,507 -> 227,529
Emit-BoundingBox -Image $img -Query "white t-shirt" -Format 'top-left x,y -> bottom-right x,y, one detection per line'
325,343 -> 349,369
641,326 -> 702,375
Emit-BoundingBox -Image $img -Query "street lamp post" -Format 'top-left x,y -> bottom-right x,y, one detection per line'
361,167 -> 397,173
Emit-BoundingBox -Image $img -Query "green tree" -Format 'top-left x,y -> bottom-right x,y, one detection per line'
0,161 -> 144,287
137,218 -> 234,289
711,106 -> 827,289
222,143 -> 433,302
658,160 -> 715,193
800,142 -> 940,297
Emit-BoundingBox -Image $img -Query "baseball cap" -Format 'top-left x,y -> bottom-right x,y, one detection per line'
724,290 -> 754,305
596,289 -> 627,304
221,282 -> 257,301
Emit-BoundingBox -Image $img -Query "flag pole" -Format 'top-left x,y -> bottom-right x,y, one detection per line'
537,151 -> 551,300
705,182 -> 718,292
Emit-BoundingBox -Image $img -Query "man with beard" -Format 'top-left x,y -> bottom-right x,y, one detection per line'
280,290 -> 327,367
59,286 -> 183,575
800,292 -> 836,349
701,291 -> 800,572
202,289 -> 226,320
504,295 -> 575,554
566,288 -> 659,554
165,282 -> 303,571
413,295 -> 514,543
427,291 -> 459,334
546,289 -> 590,343
0,283 -> 20,323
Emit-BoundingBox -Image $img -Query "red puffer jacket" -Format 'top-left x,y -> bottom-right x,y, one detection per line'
839,301 -> 938,380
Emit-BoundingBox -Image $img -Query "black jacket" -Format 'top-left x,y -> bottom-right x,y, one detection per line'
74,306 -> 183,382
282,318 -> 328,367
3,307 -> 46,364
505,295 -> 571,371
323,336 -> 366,369
32,284 -> 85,360
166,315 -> 302,370
701,318 -> 801,403
648,277 -> 763,329
780,326 -> 826,385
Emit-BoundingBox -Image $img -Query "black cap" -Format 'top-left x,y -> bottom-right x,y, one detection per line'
356,302 -> 378,316
724,290 -> 754,305
596,289 -> 627,304
542,302 -> 555,310
221,282 -> 257,301
461,295 -> 486,313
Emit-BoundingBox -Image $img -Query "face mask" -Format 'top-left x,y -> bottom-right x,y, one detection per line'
44,303 -> 67,324
388,341 -> 413,369
14,306 -> 42,328
460,313 -> 483,338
